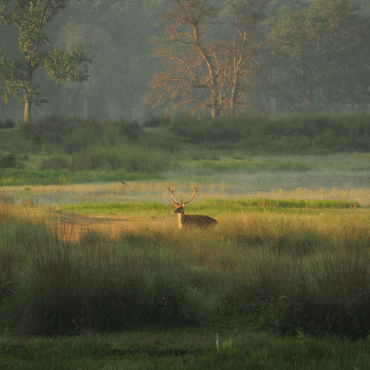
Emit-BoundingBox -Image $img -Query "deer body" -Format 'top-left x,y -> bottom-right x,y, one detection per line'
167,186 -> 218,229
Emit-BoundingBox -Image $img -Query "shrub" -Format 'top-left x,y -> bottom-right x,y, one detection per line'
68,144 -> 173,172
38,155 -> 70,170
170,113 -> 370,153
118,120 -> 143,142
23,116 -> 105,153
143,116 -> 171,128
0,153 -> 17,168
0,119 -> 15,129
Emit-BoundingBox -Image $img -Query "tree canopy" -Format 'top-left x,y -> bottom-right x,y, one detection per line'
266,0 -> 370,112
0,0 -> 90,124
144,0 -> 269,119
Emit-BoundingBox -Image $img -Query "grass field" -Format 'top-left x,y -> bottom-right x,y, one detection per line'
1,120 -> 370,368
1,178 -> 370,368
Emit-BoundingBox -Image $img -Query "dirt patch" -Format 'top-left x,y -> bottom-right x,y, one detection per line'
49,210 -> 171,242
4,205 -> 173,243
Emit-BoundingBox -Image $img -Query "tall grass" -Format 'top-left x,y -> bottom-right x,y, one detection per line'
1,203 -> 370,338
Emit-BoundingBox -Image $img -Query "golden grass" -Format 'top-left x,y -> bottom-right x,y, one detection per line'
2,197 -> 370,336
2,179 -> 370,250
2,199 -> 370,247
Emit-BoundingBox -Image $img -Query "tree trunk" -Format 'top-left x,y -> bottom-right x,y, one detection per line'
211,91 -> 219,119
24,100 -> 32,125
24,66 -> 34,125
230,81 -> 238,116
83,91 -> 88,119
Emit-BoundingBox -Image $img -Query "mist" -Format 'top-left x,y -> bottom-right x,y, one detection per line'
0,0 -> 369,123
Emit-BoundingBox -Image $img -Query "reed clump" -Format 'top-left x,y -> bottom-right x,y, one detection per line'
1,203 -> 370,338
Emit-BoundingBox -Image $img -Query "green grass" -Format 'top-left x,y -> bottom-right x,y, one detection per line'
60,198 -> 360,216
1,330 -> 370,369
0,168 -> 164,186
1,114 -> 370,188
181,158 -> 312,175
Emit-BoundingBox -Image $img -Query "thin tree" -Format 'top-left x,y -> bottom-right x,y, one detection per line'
0,0 -> 90,124
217,0 -> 268,116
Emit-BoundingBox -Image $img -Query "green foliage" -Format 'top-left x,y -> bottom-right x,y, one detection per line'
0,119 -> 15,129
69,144 -> 171,173
0,153 -> 17,168
1,114 -> 370,185
266,0 -> 370,109
118,120 -> 142,142
23,116 -> 104,153
23,116 -> 145,154
143,116 -> 171,128
170,113 -> 370,153
0,0 -> 90,123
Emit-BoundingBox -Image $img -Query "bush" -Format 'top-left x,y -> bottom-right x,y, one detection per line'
143,116 -> 171,128
23,116 -> 105,153
0,119 -> 15,129
0,153 -> 17,168
118,120 -> 143,142
38,155 -> 70,170
170,113 -> 370,153
68,144 -> 172,173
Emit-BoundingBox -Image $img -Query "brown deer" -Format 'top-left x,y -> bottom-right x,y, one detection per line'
167,185 -> 218,229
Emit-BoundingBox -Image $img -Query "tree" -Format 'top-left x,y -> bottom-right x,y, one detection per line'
217,0 -> 268,116
0,0 -> 90,124
267,0 -> 370,112
144,0 -> 268,119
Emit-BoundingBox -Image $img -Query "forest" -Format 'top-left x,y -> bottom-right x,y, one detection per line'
0,0 -> 370,124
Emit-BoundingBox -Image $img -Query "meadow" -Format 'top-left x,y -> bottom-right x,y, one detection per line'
1,114 -> 370,368
1,183 -> 370,368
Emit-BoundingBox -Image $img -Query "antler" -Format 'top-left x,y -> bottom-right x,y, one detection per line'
167,185 -> 198,205
183,186 -> 198,204
167,186 -> 180,205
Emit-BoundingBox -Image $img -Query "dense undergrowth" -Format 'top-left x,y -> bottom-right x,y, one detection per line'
169,113 -> 370,153
1,202 -> 370,339
1,113 -> 370,184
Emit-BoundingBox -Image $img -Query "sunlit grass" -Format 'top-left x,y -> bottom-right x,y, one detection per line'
2,200 -> 370,338
2,180 -> 370,207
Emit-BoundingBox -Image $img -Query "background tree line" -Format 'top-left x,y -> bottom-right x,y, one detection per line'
0,0 -> 370,124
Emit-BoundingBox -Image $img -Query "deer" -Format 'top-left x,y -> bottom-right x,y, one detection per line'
167,185 -> 218,229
